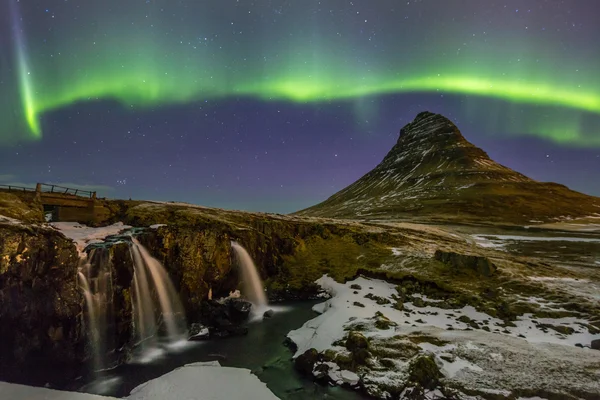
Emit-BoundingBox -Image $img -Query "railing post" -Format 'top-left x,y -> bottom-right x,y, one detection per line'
92,191 -> 97,200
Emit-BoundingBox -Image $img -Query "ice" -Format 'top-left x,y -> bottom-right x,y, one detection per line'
127,361 -> 279,400
0,382 -> 118,400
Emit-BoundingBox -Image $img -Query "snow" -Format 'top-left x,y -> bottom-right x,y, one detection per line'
149,224 -> 167,229
473,234 -> 600,246
50,222 -> 132,253
472,233 -> 600,250
0,362 -> 279,400
287,275 -> 600,397
0,214 -> 23,225
288,275 -> 600,359
128,361 -> 279,400
391,247 -> 402,256
0,382 -> 118,400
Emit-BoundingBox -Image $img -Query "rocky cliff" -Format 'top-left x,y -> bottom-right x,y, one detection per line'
0,202 -> 403,386
296,111 -> 600,223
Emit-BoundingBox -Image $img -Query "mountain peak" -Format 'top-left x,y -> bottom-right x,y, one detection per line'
295,112 -> 600,223
398,111 -> 464,143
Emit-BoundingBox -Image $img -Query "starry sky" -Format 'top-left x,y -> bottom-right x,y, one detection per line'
1,0 -> 599,213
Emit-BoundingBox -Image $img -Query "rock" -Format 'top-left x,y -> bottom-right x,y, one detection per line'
407,355 -> 442,390
591,339 -> 600,350
440,354 -> 455,363
312,362 -> 330,380
188,323 -> 210,341
353,301 -> 365,308
228,299 -> 252,323
263,309 -> 275,319
346,331 -> 369,352
575,343 -> 584,348
364,293 -> 391,305
434,250 -> 496,277
199,299 -> 251,338
457,315 -> 472,324
542,324 -> 575,335
294,348 -> 319,376
350,284 -> 362,290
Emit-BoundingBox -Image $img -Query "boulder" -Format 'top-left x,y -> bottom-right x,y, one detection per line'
346,331 -> 369,352
434,250 -> 496,277
228,299 -> 252,323
294,348 -> 319,376
591,339 -> 600,350
263,309 -> 274,319
188,323 -> 210,341
199,299 -> 251,338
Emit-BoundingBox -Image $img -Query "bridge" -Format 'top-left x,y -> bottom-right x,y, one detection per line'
0,183 -> 107,224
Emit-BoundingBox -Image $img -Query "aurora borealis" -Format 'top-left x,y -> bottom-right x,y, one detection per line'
1,0 -> 599,211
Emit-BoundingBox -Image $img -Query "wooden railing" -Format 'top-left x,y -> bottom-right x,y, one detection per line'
0,184 -> 35,192
37,183 -> 96,199
0,183 -> 96,199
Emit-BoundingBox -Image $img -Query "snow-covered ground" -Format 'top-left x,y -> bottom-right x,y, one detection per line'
472,233 -> 600,250
50,222 -> 132,253
0,382 -> 119,400
128,361 -> 279,400
287,275 -> 600,399
0,214 -> 24,225
0,362 -> 279,400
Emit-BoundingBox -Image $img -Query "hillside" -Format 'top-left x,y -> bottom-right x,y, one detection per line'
296,111 -> 600,224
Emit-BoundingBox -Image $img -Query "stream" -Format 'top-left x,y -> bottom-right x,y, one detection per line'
80,301 -> 365,400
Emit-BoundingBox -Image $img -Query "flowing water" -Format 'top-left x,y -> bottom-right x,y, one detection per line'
78,301 -> 365,400
77,237 -> 188,394
231,241 -> 268,308
77,249 -> 114,374
130,238 -> 187,344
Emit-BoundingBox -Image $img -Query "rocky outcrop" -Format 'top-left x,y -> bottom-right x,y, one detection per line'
295,111 -> 600,223
0,223 -> 83,385
434,250 -> 496,277
197,298 -> 252,338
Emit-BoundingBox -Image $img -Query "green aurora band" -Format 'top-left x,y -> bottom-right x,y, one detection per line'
5,1 -> 600,146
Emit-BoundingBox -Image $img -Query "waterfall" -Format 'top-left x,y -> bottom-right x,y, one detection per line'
231,241 -> 267,308
130,237 -> 187,344
77,249 -> 114,373
78,236 -> 187,376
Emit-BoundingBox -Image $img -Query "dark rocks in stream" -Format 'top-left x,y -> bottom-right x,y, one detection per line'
199,298 -> 252,338
294,348 -> 320,376
263,309 -> 275,319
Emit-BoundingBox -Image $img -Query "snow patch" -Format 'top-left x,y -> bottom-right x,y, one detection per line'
127,361 -> 279,400
51,222 -> 132,253
0,214 -> 23,225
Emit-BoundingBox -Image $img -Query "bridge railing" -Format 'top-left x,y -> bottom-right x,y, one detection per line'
0,184 -> 35,192
38,183 -> 96,199
0,183 -> 96,199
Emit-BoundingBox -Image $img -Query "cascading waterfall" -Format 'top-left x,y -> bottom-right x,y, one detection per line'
78,235 -> 187,377
231,241 -> 267,308
77,249 -> 114,374
130,237 -> 187,347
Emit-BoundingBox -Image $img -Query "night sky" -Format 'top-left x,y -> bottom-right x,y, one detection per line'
1,0 -> 599,213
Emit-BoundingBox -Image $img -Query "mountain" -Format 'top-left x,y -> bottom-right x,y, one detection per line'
296,111 -> 600,224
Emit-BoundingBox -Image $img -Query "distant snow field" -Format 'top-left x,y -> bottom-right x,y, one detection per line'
471,233 -> 600,250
